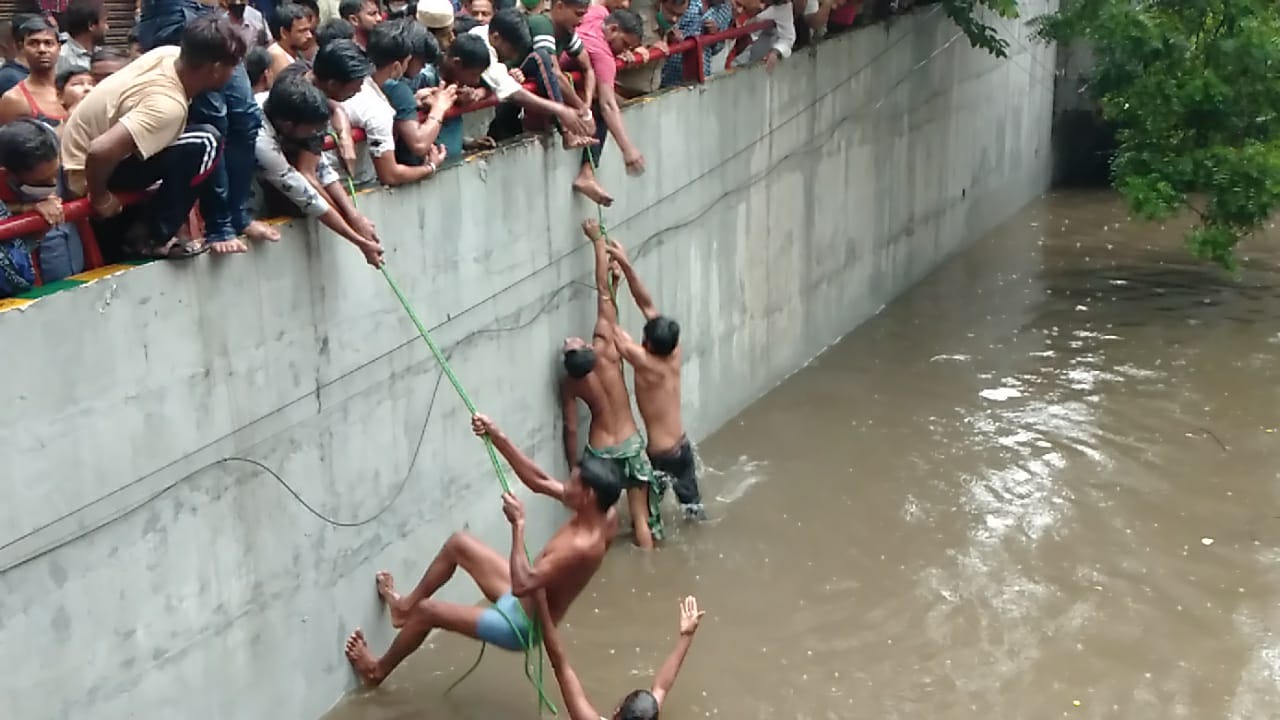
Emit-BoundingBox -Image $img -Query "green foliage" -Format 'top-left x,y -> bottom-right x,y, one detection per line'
940,0 -> 1021,58
1037,0 -> 1280,267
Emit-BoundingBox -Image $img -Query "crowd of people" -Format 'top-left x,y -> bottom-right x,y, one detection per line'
0,0 -> 868,298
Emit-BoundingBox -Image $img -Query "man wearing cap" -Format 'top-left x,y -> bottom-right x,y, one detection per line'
418,0 -> 593,150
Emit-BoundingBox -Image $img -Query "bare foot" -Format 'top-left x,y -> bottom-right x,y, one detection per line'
242,219 -> 281,243
563,133 -> 598,150
345,629 -> 385,686
376,571 -> 409,628
207,238 -> 250,254
573,176 -> 614,207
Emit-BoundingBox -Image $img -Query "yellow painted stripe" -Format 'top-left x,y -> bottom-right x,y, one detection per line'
70,264 -> 135,282
0,297 -> 35,313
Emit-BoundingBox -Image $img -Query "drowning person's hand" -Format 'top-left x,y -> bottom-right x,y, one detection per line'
471,413 -> 498,437
501,492 -> 526,526
678,596 -> 705,636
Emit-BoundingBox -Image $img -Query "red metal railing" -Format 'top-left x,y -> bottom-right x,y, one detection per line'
0,19 -> 773,274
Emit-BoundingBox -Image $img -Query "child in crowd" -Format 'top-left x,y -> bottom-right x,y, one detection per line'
55,64 -> 94,115
0,118 -> 88,294
245,45 -> 274,94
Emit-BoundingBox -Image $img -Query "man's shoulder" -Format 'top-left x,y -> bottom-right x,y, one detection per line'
526,13 -> 553,33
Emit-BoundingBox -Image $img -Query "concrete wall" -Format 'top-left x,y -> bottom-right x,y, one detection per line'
0,4 -> 1056,718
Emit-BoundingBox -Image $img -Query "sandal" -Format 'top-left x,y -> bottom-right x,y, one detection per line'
134,237 -> 207,260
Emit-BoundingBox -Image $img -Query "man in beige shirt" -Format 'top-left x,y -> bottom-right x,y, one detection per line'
61,16 -> 248,258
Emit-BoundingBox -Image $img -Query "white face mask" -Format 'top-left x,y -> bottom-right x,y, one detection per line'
19,183 -> 56,199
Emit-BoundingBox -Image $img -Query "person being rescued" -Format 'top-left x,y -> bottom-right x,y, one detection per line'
344,412 -> 622,685
536,591 -> 707,720
562,218 -> 666,549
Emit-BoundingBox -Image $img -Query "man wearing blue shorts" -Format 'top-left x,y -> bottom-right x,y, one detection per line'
344,412 -> 622,686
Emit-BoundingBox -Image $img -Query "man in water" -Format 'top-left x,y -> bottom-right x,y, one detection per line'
608,241 -> 707,520
562,219 -> 665,549
536,591 -> 706,720
344,413 -> 622,685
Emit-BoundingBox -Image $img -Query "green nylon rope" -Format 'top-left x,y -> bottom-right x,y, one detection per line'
335,162 -> 556,715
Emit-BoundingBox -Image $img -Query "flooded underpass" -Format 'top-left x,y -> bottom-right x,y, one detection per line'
325,191 -> 1280,720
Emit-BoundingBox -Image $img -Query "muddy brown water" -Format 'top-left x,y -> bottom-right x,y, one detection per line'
325,191 -> 1280,720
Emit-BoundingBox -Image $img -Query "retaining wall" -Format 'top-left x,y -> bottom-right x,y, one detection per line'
0,5 -> 1056,718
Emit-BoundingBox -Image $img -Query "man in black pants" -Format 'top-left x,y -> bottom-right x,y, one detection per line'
60,17 -> 248,259
485,9 -> 566,141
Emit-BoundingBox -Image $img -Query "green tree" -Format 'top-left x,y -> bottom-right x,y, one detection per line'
1036,0 -> 1280,267
940,0 -> 1021,58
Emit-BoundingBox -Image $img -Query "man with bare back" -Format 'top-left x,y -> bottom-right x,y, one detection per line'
344,412 -> 622,685
607,241 -> 707,521
561,218 -> 665,549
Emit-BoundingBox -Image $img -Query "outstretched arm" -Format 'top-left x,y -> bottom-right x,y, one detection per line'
650,596 -> 706,707
473,414 -> 566,501
583,219 -> 618,338
535,590 -> 601,720
606,242 -> 660,321
612,324 -> 648,367
561,382 -> 580,470
503,493 -> 583,598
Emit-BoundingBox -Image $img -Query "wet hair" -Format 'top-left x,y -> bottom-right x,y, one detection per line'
339,0 -> 369,17
296,0 -> 322,18
55,63 -> 90,91
402,18 -> 439,64
263,74 -> 332,125
578,454 -> 622,511
618,689 -> 660,720
606,9 -> 642,37
0,118 -> 58,175
312,38 -> 372,82
366,20 -> 412,68
453,15 -> 481,34
62,0 -> 104,36
180,16 -> 247,67
488,9 -> 531,56
244,46 -> 272,86
271,3 -> 310,40
15,15 -> 56,44
314,17 -> 356,48
562,346 -> 597,379
642,316 -> 680,356
90,47 -> 128,65
447,32 -> 490,70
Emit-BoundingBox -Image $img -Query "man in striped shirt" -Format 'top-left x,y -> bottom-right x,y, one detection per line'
527,0 -> 597,148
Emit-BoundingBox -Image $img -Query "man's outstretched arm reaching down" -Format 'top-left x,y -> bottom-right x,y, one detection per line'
536,589 -> 603,720
473,413 -> 566,501
606,241 -> 660,321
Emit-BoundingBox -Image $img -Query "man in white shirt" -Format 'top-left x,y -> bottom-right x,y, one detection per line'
732,0 -> 796,71
226,0 -> 270,49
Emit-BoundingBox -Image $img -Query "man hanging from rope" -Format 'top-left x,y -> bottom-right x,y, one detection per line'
607,240 -> 708,521
535,590 -> 706,720
344,414 -> 622,685
561,218 -> 666,550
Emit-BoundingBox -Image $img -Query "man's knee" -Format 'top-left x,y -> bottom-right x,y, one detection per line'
443,530 -> 478,554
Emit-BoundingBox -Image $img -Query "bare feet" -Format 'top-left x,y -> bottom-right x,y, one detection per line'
206,238 -> 250,254
376,571 -> 409,628
345,629 -> 385,686
242,220 -> 281,243
573,176 -> 614,207
563,133 -> 599,150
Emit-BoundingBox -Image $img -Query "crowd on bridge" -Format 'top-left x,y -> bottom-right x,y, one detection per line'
0,0 -> 878,299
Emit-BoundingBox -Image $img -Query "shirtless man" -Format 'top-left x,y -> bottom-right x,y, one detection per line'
536,591 -> 706,720
608,241 -> 707,520
267,3 -> 312,77
0,17 -> 65,127
344,412 -> 622,685
562,219 -> 665,549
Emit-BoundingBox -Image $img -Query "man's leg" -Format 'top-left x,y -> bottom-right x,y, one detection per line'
377,530 -> 511,628
220,63 -> 278,244
108,124 -> 223,253
346,599 -> 488,686
627,486 -> 654,549
573,103 -> 613,206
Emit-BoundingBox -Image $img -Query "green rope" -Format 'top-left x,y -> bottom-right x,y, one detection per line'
333,158 -> 556,715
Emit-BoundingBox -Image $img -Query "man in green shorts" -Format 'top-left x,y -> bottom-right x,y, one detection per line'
562,218 -> 666,549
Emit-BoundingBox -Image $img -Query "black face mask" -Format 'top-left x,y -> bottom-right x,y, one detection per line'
229,3 -> 247,19
279,127 -> 326,155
